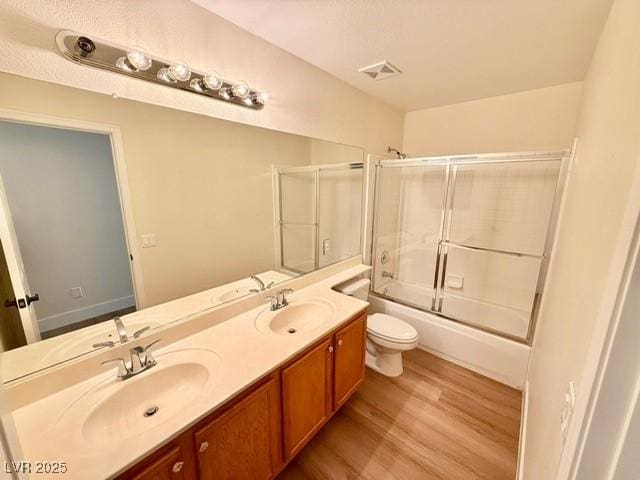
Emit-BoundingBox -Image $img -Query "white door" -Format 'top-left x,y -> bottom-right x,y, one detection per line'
0,175 -> 40,343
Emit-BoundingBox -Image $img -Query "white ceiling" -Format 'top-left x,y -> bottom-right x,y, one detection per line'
191,0 -> 613,112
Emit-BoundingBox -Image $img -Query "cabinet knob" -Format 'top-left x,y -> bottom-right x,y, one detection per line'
172,461 -> 184,473
328,346 -> 334,353
337,339 -> 343,347
199,441 -> 209,452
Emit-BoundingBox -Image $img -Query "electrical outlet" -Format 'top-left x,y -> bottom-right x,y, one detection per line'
560,381 -> 577,445
69,286 -> 84,299
141,234 -> 157,248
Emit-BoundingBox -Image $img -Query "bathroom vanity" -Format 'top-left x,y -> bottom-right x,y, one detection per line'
120,311 -> 366,479
8,266 -> 370,479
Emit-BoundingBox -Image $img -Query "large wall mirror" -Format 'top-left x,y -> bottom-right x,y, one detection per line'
0,73 -> 365,382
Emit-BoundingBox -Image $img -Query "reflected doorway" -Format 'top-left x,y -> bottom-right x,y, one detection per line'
0,121 -> 137,350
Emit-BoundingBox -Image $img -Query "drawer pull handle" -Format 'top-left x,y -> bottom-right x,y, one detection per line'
337,339 -> 343,347
328,346 -> 334,353
172,461 -> 184,473
199,441 -> 209,452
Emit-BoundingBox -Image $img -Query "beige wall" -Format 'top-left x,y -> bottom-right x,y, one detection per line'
309,140 -> 364,166
524,0 -> 640,477
403,83 -> 582,156
0,73 -> 320,306
0,0 -> 403,155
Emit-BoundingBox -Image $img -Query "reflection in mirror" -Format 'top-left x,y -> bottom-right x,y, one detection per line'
275,163 -> 364,275
0,122 -> 137,348
0,75 -> 365,382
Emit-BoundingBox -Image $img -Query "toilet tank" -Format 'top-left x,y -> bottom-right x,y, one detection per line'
336,278 -> 371,301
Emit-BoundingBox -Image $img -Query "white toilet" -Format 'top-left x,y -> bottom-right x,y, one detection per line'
337,278 -> 419,377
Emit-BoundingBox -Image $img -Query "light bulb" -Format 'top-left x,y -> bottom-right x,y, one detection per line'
126,49 -> 152,71
254,92 -> 269,105
116,57 -> 134,72
168,62 -> 191,82
203,72 -> 223,91
157,67 -> 175,83
231,81 -> 250,99
189,78 -> 205,92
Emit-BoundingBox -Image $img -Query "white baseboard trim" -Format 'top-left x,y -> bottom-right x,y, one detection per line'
38,295 -> 135,332
517,380 -> 530,480
368,295 -> 530,389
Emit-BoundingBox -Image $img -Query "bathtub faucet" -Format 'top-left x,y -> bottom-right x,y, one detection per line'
381,271 -> 395,279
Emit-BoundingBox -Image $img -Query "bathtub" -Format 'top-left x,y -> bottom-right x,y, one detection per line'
373,280 -> 531,339
368,286 -> 530,389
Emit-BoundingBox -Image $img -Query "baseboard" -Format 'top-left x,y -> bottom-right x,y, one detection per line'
516,380 -> 530,480
368,295 -> 530,389
38,295 -> 135,332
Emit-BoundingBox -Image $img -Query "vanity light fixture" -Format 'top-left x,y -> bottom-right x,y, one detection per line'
55,30 -> 267,110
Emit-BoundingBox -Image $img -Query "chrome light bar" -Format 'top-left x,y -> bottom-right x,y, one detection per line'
55,30 -> 268,110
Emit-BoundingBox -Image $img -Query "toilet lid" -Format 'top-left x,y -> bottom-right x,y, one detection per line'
367,313 -> 418,343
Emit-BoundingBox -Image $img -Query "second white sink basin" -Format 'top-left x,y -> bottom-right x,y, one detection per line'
255,298 -> 335,335
55,348 -> 221,449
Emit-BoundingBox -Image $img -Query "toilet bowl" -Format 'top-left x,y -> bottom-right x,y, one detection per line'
336,278 -> 419,377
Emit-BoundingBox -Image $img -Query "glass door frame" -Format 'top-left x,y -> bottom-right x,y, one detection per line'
273,162 -> 365,276
368,149 -> 571,344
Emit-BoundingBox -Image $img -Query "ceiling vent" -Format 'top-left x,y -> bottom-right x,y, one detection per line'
358,61 -> 402,81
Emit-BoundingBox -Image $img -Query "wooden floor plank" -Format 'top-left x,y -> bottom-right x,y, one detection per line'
277,349 -> 521,480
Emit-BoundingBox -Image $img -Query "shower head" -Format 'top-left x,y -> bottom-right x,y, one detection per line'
387,146 -> 406,159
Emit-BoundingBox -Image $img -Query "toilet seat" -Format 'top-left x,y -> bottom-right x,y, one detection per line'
367,313 -> 418,344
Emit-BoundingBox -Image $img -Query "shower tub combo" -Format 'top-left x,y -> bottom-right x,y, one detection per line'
367,151 -> 569,387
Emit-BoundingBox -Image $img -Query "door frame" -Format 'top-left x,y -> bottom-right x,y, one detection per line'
0,108 -> 147,318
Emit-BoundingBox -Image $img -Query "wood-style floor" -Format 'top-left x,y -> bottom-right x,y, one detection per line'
277,349 -> 522,480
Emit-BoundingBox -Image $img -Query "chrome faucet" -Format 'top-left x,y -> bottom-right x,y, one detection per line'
250,275 -> 275,292
267,288 -> 293,311
113,316 -> 128,343
93,320 -> 151,349
102,339 -> 161,380
381,271 -> 395,279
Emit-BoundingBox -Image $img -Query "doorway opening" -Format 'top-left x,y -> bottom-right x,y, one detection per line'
0,119 -> 140,350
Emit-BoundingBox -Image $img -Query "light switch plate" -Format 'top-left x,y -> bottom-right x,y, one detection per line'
141,234 -> 157,248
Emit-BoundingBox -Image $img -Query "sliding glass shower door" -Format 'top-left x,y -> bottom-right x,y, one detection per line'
276,164 -> 364,275
279,170 -> 317,274
440,160 -> 561,338
371,163 -> 448,311
370,153 -> 565,342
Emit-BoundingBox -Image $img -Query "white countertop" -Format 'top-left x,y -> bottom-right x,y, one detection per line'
10,268 -> 369,479
1,270 -> 293,383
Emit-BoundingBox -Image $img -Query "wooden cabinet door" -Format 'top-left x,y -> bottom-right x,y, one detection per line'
333,313 -> 366,409
194,376 -> 282,480
127,440 -> 195,480
281,337 -> 333,460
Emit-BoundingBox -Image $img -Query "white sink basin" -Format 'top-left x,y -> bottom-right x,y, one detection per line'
215,286 -> 257,303
255,298 -> 335,335
55,348 -> 221,448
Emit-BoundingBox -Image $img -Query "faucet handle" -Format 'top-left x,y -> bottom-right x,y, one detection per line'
102,357 -> 129,378
280,288 -> 294,306
92,340 -> 116,349
142,339 -> 161,366
266,295 -> 278,311
132,325 -> 150,339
